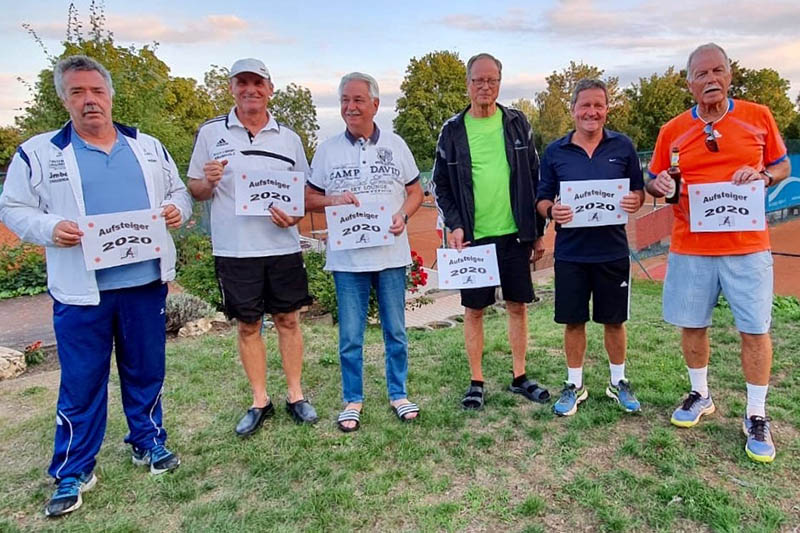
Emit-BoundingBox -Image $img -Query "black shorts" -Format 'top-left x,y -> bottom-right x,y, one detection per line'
460,233 -> 534,310
215,253 -> 312,323
554,257 -> 630,324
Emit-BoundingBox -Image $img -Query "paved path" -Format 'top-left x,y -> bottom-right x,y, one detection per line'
0,293 -> 54,350
405,267 -> 555,328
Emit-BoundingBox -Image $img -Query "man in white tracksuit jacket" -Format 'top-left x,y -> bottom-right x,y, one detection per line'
0,55 -> 192,517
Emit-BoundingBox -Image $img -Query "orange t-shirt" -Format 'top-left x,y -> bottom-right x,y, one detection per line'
649,99 -> 787,256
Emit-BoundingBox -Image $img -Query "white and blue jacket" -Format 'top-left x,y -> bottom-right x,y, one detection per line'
0,122 -> 192,305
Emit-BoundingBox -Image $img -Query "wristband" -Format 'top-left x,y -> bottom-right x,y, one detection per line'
546,205 -> 553,220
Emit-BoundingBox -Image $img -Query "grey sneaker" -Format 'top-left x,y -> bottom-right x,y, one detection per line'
743,415 -> 776,463
670,391 -> 715,428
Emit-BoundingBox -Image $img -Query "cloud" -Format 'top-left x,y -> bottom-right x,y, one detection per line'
30,14 -> 285,45
439,9 -> 537,33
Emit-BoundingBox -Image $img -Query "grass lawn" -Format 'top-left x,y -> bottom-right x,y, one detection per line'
1,280 -> 799,532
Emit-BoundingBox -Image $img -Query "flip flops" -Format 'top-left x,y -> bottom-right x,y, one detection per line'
337,408 -> 361,433
392,402 -> 420,422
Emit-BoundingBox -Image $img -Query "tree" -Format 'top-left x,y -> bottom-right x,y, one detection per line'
0,126 -> 23,170
729,61 -> 797,135
200,68 -> 318,162
394,51 -> 469,170
625,67 -> 693,151
534,62 -> 626,146
15,2 -> 211,172
271,83 -> 319,162
510,98 -> 537,125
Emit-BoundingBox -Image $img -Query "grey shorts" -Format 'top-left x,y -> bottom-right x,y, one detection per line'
662,251 -> 773,334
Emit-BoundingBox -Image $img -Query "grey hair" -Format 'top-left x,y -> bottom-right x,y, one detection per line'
54,55 -> 115,100
338,72 -> 379,100
466,53 -> 502,81
570,79 -> 608,108
686,43 -> 730,81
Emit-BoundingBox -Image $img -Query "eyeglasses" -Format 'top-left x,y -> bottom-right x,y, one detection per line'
470,78 -> 501,88
704,122 -> 719,152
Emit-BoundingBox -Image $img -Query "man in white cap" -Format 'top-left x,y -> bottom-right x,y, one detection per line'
188,58 -> 318,435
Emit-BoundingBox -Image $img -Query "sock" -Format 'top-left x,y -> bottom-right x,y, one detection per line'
471,379 -> 484,388
567,367 -> 583,389
687,366 -> 709,398
746,383 -> 768,418
609,363 -> 626,387
512,373 -> 527,387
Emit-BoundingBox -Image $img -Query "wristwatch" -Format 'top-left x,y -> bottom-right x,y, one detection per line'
402,211 -> 409,224
546,205 -> 554,220
761,169 -> 774,187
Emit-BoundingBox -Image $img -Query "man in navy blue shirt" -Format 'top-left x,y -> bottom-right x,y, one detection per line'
536,79 -> 645,417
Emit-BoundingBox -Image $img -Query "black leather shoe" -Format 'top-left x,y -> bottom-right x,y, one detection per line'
286,399 -> 319,424
235,401 -> 275,437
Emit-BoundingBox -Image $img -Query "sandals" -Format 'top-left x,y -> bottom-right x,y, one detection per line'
509,379 -> 550,403
337,408 -> 361,433
392,402 -> 420,422
461,384 -> 485,410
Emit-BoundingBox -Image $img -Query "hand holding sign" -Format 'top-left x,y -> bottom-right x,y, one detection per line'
688,182 -> 765,232
235,170 -> 305,217
77,208 -> 168,271
325,203 -> 394,251
559,179 -> 629,228
437,244 -> 500,289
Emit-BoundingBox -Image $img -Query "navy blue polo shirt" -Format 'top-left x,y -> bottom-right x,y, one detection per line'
539,129 -> 644,263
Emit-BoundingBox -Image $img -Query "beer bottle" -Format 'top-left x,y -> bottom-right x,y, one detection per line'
665,147 -> 681,204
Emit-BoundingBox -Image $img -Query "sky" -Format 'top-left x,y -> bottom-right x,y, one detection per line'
1,0 -> 799,140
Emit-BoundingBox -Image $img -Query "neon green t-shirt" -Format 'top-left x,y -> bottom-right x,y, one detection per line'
464,110 -> 517,240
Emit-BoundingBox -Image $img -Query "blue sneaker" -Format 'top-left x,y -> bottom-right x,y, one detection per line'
743,415 -> 776,463
553,382 -> 588,417
131,444 -> 181,474
605,379 -> 641,412
670,391 -> 715,428
44,472 -> 97,517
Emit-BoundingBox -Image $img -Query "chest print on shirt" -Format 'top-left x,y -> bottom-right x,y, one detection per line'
376,147 -> 393,165
48,156 -> 69,183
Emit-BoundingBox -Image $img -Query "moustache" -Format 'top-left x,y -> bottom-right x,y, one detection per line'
82,105 -> 103,115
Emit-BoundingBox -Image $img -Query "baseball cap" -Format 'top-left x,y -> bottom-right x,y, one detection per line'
229,58 -> 271,80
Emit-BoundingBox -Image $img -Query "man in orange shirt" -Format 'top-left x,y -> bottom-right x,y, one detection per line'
647,43 -> 790,463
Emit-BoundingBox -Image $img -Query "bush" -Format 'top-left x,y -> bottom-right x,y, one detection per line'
165,293 -> 215,332
304,250 -> 379,322
304,250 -> 338,319
773,295 -> 800,320
0,243 -> 47,299
174,232 -> 220,309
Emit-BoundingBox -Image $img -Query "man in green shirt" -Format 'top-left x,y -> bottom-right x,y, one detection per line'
433,53 -> 549,410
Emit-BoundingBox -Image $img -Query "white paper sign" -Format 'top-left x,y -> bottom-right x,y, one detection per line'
235,170 -> 305,217
688,182 -> 766,232
437,244 -> 501,289
325,203 -> 395,251
559,179 -> 629,228
77,208 -> 168,271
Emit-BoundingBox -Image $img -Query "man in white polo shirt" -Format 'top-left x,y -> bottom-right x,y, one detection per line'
188,58 -> 318,435
306,72 -> 423,432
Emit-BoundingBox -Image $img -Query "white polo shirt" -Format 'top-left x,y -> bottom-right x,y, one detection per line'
309,126 -> 420,272
188,108 -> 310,257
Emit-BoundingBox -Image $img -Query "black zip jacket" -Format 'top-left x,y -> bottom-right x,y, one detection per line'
432,103 -> 545,243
